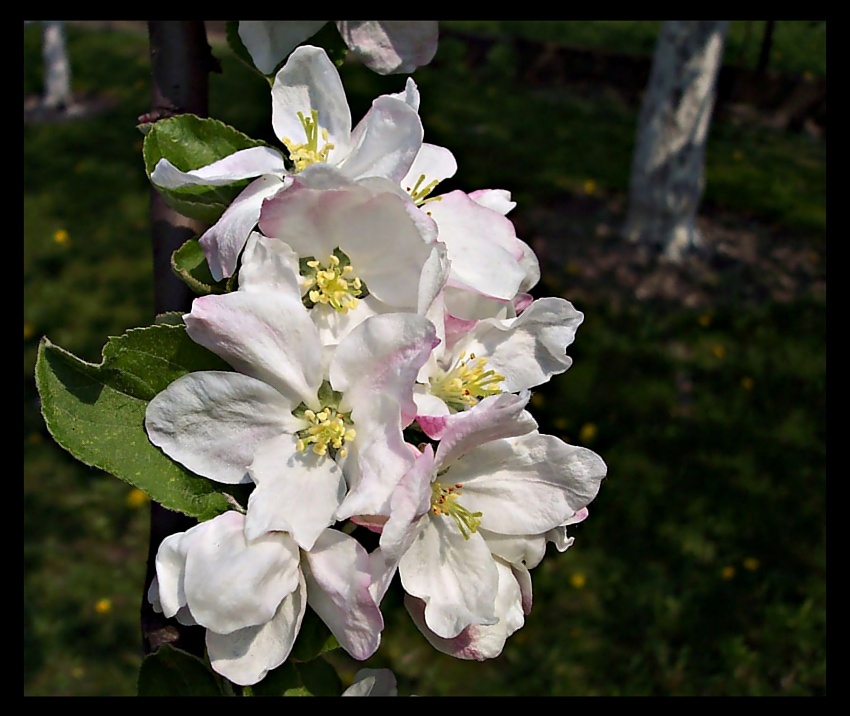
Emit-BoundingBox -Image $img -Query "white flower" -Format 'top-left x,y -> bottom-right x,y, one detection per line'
342,668 -> 398,696
150,45 -> 424,280
255,178 -> 446,346
415,296 -> 585,437
145,257 -> 438,551
148,511 -> 382,685
238,21 -> 439,76
375,392 -> 606,642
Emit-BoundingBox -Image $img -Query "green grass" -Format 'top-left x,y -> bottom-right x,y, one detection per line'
24,22 -> 825,696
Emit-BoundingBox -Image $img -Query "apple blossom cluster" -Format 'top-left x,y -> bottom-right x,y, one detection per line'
144,44 -> 606,686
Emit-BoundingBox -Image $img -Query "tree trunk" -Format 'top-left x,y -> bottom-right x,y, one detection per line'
621,21 -> 729,261
141,21 -> 216,659
42,21 -> 71,109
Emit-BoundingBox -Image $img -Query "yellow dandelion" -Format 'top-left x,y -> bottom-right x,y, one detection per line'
530,393 -> 546,409
554,416 -> 569,430
29,433 -> 43,444
698,313 -> 712,327
24,323 -> 35,340
94,598 -> 112,614
565,260 -> 580,275
570,572 -> 586,589
732,150 -> 743,161
71,666 -> 85,679
583,179 -> 597,195
743,557 -> 760,571
579,423 -> 597,443
721,565 -> 735,580
741,376 -> 754,391
126,488 -> 150,509
803,70 -> 814,81
53,229 -> 70,246
711,344 -> 726,360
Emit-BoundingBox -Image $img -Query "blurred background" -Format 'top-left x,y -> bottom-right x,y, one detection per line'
23,21 -> 825,696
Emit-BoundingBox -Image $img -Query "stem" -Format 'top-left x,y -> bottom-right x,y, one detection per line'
141,21 -> 215,658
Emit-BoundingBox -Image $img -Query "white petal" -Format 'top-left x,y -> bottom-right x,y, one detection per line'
184,291 -> 323,408
336,21 -> 439,75
434,392 -> 537,469
150,146 -> 287,189
238,21 -> 328,75
153,533 -> 191,618
245,433 -> 346,552
271,45 -> 352,162
183,512 -> 301,635
238,232 -> 301,296
341,96 -> 423,183
468,188 -> 516,215
386,76 -> 421,112
206,570 -> 307,686
401,143 -> 457,197
479,529 -> 548,571
342,668 -> 398,696
403,556 -> 523,660
199,175 -> 289,281
303,529 -> 384,660
145,371 -> 300,484
398,517 -> 499,639
451,433 -> 607,536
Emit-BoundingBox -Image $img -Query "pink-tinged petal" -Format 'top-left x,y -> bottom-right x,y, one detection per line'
238,21 -> 328,75
443,285 -> 514,322
469,188 -> 517,215
546,507 -> 589,552
332,313 -> 438,428
199,174 -> 290,281
184,291 -> 323,409
398,517 -> 499,639
342,668 -> 398,696
302,529 -> 384,661
402,143 -> 457,197
513,293 -> 534,314
455,297 -> 584,393
403,557 -> 524,660
147,577 -> 197,627
443,311 -> 479,352
150,146 -> 287,189
337,21 -> 439,75
244,433 -> 346,552
413,388 -> 451,440
206,570 -> 307,686
435,392 -> 537,469
426,191 -> 526,301
238,232 -> 301,296
511,562 -> 534,616
146,371 -> 300,484
379,445 -> 435,562
182,512 -> 302,635
271,45 -> 352,161
451,433 -> 607,536
342,96 -> 423,183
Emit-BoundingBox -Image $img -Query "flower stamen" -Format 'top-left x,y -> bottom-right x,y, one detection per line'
430,481 -> 482,540
281,109 -> 335,173
405,173 -> 440,206
296,407 -> 356,459
301,252 -> 363,313
429,352 -> 505,411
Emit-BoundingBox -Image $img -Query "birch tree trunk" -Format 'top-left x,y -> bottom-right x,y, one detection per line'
42,21 -> 72,109
621,21 -> 729,261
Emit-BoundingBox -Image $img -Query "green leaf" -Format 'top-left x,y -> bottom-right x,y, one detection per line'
138,645 -> 224,696
35,327 -> 242,521
143,114 -> 272,222
289,607 -> 340,663
250,661 -> 302,696
172,237 -> 229,296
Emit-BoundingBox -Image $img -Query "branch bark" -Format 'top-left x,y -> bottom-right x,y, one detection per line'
141,20 -> 216,658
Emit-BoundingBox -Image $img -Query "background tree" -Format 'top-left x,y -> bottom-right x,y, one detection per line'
41,21 -> 72,110
621,21 -> 729,260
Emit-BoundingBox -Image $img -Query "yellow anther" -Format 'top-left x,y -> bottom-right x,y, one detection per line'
281,109 -> 335,173
430,481 -> 482,539
429,352 -> 505,411
406,173 -> 441,206
302,252 -> 363,313
296,405 -> 356,459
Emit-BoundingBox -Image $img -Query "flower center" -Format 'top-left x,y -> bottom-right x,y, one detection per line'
430,481 -> 482,540
296,407 -> 356,459
300,250 -> 364,313
429,352 -> 505,411
281,109 -> 335,173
